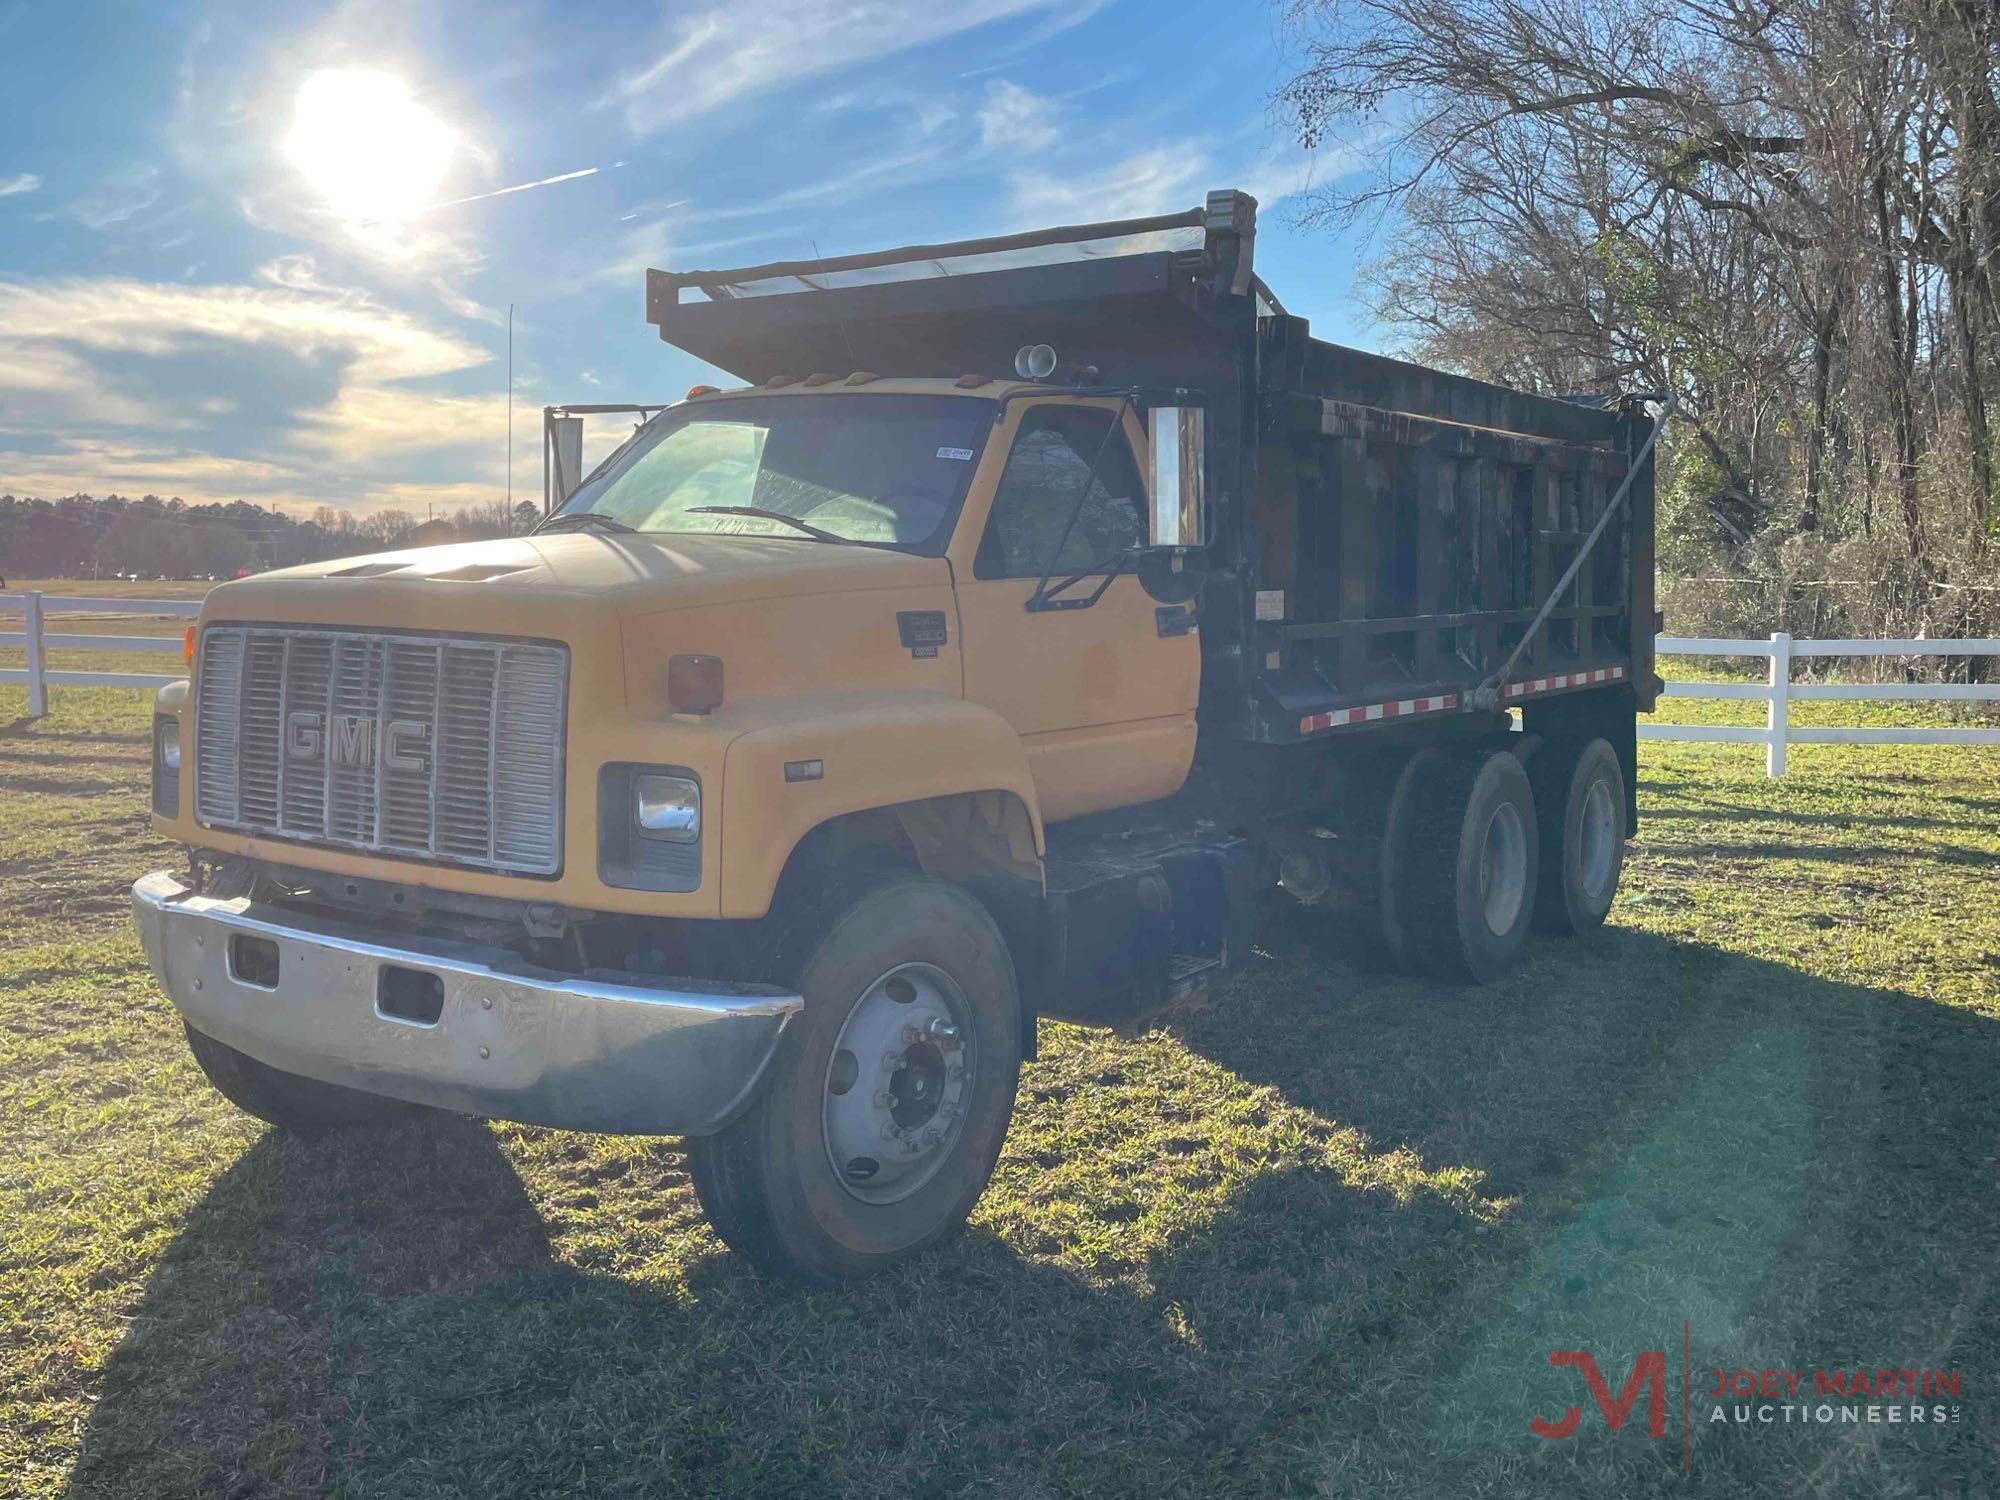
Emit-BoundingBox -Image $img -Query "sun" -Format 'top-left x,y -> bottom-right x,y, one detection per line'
284,69 -> 456,227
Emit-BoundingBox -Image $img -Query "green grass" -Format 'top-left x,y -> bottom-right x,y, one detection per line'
1,578 -> 213,599
2,681 -> 1996,1498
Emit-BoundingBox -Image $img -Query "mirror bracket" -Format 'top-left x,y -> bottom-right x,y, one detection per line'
1133,544 -> 1210,604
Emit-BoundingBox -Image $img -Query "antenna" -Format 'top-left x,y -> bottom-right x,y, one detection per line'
506,304 -> 514,510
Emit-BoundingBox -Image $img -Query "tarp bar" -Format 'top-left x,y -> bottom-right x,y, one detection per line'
658,205 -> 1209,298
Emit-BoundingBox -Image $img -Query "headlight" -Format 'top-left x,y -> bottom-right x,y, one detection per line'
153,714 -> 181,819
635,773 -> 700,842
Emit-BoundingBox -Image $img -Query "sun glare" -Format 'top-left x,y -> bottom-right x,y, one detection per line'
285,69 -> 455,227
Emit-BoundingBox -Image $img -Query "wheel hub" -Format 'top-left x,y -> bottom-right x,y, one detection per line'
1578,775 -> 1618,899
1477,801 -> 1529,934
822,963 -> 975,1204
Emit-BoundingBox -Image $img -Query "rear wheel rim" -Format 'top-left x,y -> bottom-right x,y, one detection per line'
1578,775 -> 1619,901
821,962 -> 976,1206
1477,801 -> 1529,934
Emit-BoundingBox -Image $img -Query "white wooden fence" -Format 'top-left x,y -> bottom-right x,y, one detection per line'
1644,633 -> 2000,775
6,595 -> 1999,777
1,591 -> 197,718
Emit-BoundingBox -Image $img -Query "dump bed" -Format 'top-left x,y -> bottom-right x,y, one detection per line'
1234,322 -> 1658,743
646,190 -> 1658,747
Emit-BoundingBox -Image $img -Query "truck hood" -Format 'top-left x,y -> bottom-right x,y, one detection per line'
199,530 -> 964,721
206,532 -> 950,628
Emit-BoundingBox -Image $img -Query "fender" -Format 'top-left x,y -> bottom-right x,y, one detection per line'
715,690 -> 1043,918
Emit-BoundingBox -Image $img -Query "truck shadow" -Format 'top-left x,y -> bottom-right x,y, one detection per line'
67,930 -> 2000,1498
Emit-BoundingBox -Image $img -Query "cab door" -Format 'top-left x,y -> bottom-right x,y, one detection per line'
952,399 -> 1198,823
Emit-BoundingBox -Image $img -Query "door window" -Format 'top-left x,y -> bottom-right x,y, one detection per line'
976,407 -> 1146,578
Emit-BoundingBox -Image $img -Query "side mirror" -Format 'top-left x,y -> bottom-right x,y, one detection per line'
546,414 -> 585,509
1137,404 -> 1209,603
1147,405 -> 1206,547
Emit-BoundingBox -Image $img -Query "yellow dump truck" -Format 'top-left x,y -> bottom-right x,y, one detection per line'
135,191 -> 1664,1281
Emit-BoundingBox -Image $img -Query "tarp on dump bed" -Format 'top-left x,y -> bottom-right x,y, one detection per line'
647,200 -> 1256,386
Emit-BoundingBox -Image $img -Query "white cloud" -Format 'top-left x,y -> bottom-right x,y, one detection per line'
0,172 -> 41,199
0,275 -> 507,512
1006,136 -> 1345,228
294,383 -> 510,465
256,254 -> 341,295
601,139 -> 952,286
430,278 -> 502,325
978,81 -> 1057,153
596,220 -> 794,289
604,0 -> 1065,133
1007,145 -> 1213,225
67,165 -> 163,229
0,277 -> 486,386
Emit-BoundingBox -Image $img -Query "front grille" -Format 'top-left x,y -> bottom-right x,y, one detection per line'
194,625 -> 568,876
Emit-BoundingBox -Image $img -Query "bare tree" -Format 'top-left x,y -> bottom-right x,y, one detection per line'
1277,0 -> 2000,640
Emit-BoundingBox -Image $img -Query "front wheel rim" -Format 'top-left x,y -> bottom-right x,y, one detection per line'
821,962 -> 976,1205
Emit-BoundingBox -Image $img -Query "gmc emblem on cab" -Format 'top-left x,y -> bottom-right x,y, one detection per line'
284,711 -> 428,771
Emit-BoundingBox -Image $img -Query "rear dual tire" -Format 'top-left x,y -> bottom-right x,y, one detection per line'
1378,734 -> 1626,981
1395,750 -> 1540,983
1530,736 -> 1627,935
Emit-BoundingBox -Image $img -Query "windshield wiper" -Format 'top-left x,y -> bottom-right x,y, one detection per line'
534,511 -> 638,535
685,506 -> 857,545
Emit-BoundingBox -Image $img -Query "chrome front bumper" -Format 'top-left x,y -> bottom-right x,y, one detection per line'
132,870 -> 801,1135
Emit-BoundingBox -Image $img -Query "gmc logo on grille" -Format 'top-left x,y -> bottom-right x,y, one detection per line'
284,711 -> 429,771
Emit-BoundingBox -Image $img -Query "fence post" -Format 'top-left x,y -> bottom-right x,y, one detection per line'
1766,631 -> 1791,777
24,590 -> 47,720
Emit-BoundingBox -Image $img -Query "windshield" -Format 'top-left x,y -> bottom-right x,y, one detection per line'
554,393 -> 994,552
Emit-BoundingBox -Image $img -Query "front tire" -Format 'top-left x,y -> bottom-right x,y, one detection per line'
686,876 -> 1022,1283
184,1024 -> 425,1134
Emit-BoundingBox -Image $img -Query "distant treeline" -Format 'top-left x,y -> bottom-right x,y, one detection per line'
0,494 -> 544,580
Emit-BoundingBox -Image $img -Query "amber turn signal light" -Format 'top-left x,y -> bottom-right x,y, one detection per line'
183,625 -> 197,666
668,654 -> 723,714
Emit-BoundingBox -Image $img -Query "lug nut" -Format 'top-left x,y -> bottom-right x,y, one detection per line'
926,1018 -> 960,1042
874,1090 -> 896,1108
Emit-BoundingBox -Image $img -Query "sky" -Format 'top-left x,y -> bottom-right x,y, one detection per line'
0,0 -> 1378,517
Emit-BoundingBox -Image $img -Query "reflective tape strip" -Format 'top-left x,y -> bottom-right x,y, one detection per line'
1298,692 -> 1459,736
1297,664 -> 1627,736
1502,664 -> 1627,699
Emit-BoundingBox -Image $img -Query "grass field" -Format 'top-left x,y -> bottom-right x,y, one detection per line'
1,679 -> 1996,1499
